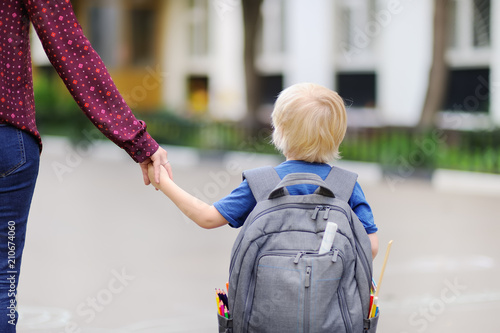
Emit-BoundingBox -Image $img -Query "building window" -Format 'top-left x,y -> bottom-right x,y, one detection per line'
473,0 -> 491,48
449,0 -> 491,51
337,0 -> 377,61
336,72 -> 377,109
258,0 -> 285,56
448,0 -> 459,48
187,76 -> 209,115
130,7 -> 156,66
443,68 -> 490,113
259,75 -> 283,105
87,4 -> 119,68
188,0 -> 209,57
84,0 -> 158,68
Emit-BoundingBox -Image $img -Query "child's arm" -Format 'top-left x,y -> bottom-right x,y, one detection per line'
368,233 -> 379,259
148,164 -> 228,229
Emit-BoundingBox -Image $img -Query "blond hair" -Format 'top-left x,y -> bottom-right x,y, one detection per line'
271,83 -> 347,163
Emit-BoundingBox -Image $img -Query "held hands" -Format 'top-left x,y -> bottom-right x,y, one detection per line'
147,163 -> 170,189
140,146 -> 173,186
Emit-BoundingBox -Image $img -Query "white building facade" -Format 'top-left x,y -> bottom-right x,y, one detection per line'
31,0 -> 500,128
160,0 -> 499,129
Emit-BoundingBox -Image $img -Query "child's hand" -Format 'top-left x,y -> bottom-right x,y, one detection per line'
140,147 -> 172,185
148,163 -> 165,189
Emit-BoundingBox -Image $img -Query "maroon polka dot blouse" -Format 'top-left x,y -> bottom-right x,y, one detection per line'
0,0 -> 159,163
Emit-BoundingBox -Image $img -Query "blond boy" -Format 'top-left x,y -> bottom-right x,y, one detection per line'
149,83 -> 378,258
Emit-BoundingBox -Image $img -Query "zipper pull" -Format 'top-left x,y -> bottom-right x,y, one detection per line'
294,251 -> 305,264
323,206 -> 331,220
305,266 -> 312,288
311,206 -> 323,220
332,249 -> 339,262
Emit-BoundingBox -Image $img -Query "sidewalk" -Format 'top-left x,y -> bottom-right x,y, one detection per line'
16,137 -> 500,333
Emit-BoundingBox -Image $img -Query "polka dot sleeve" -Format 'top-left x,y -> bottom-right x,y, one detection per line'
23,0 -> 159,162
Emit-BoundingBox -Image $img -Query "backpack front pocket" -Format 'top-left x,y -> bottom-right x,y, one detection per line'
245,250 -> 347,333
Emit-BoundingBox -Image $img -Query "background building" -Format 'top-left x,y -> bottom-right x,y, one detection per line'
31,0 -> 499,128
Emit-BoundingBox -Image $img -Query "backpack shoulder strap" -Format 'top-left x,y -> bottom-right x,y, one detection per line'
324,166 -> 358,202
242,166 -> 282,202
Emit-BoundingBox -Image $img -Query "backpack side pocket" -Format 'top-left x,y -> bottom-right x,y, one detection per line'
218,313 -> 233,333
364,312 -> 379,333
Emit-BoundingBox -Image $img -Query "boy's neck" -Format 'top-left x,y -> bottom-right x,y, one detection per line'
285,158 -> 326,164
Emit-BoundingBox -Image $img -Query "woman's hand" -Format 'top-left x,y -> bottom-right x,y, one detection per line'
140,146 -> 172,185
147,163 -> 171,189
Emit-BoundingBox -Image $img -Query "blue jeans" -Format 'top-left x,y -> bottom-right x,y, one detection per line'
0,124 -> 40,331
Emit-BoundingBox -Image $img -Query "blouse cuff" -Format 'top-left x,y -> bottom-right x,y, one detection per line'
121,122 -> 160,163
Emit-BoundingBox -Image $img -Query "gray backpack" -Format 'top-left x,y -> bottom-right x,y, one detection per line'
224,166 -> 378,333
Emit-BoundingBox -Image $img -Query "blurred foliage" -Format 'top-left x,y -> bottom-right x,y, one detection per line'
34,74 -> 499,174
137,111 -> 276,155
34,70 -> 98,143
342,127 -> 500,174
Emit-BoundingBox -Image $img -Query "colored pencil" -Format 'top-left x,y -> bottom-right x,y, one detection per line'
374,240 -> 393,298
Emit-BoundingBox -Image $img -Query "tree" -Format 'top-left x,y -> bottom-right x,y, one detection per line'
241,0 -> 264,133
419,0 -> 451,129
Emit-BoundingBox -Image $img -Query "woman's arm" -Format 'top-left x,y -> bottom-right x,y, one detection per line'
23,0 -> 158,163
148,165 -> 228,229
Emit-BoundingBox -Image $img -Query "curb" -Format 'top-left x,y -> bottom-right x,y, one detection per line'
432,169 -> 500,196
40,136 -> 383,182
41,136 -> 500,196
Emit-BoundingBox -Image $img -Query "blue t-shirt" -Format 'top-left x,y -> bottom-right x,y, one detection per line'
214,160 -> 378,234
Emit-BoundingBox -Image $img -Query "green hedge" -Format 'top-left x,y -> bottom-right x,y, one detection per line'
33,74 -> 499,173
341,127 -> 500,174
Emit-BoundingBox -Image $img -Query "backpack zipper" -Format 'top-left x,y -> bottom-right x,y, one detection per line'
230,203 -> 320,274
323,206 -> 331,220
252,203 -> 320,223
300,250 -> 349,333
304,266 -> 312,333
339,286 -> 354,333
313,204 -> 373,308
311,205 -> 323,220
337,251 -> 354,333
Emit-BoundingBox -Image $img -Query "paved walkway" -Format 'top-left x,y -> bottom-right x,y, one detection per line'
15,138 -> 500,332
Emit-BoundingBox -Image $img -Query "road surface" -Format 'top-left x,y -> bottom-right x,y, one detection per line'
15,138 -> 500,333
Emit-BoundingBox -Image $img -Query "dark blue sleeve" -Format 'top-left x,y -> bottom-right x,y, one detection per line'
214,180 -> 256,228
348,182 -> 378,234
